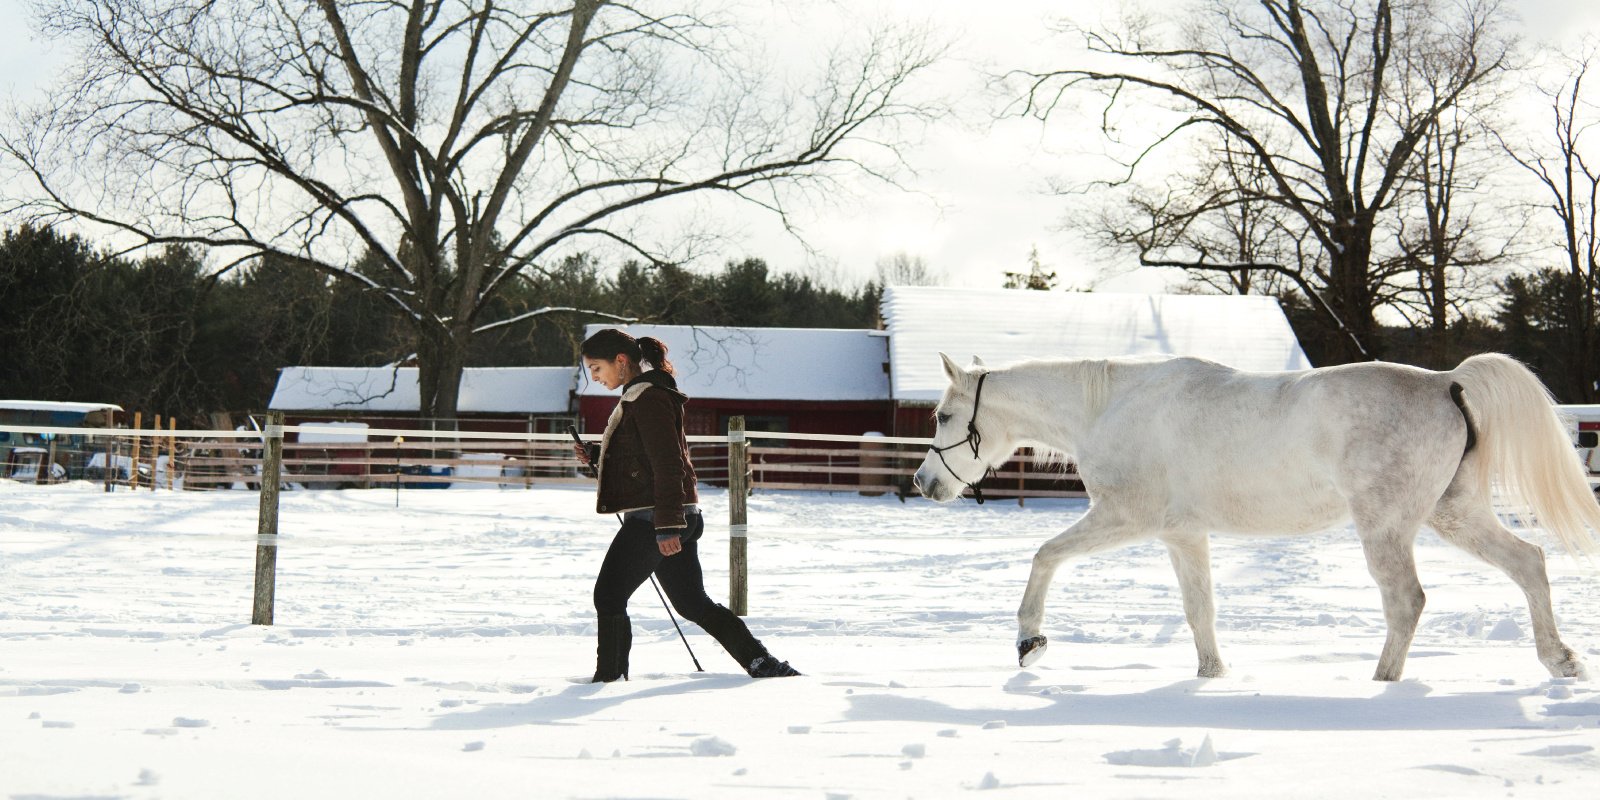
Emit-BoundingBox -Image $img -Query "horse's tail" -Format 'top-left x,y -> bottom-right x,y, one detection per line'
1451,352 -> 1600,557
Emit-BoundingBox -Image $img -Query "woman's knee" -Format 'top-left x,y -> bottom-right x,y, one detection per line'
594,585 -> 628,616
670,594 -> 717,623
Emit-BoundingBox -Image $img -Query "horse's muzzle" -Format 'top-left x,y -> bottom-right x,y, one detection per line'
911,466 -> 951,501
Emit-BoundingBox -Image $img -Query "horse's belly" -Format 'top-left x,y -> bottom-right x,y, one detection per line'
1176,482 -> 1349,535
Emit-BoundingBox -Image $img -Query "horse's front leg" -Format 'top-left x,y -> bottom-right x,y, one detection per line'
1163,532 -> 1226,678
1017,507 -> 1150,667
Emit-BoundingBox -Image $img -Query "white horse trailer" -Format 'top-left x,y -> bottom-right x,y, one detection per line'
1557,404 -> 1600,481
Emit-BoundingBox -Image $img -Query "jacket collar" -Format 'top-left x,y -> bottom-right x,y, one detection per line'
600,369 -> 685,476
620,369 -> 686,403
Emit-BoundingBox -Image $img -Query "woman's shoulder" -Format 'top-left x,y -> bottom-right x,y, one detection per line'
622,376 -> 686,402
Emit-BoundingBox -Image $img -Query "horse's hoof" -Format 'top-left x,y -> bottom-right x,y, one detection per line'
1547,653 -> 1587,680
1018,635 -> 1048,667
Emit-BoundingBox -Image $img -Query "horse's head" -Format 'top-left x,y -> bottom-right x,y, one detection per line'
914,353 -> 1006,502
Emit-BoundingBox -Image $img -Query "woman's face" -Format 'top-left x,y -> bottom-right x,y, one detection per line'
583,354 -> 635,390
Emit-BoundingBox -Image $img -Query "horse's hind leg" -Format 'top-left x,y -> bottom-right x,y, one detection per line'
1164,532 -> 1225,678
1431,487 -> 1586,679
1353,511 -> 1428,681
1017,505 -> 1150,667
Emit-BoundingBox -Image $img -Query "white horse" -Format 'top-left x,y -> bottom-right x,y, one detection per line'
913,352 -> 1599,681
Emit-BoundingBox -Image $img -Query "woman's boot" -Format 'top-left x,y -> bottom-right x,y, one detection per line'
746,653 -> 801,678
592,613 -> 632,683
694,604 -> 801,678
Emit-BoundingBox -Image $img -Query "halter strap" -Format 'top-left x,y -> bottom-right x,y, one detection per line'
931,371 -> 994,504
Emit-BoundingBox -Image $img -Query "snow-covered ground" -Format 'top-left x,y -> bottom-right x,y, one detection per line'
2,480 -> 1598,798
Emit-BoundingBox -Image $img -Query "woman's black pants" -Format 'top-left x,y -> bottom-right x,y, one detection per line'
592,511 -> 766,676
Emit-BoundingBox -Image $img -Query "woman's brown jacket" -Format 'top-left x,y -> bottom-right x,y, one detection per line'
594,369 -> 699,529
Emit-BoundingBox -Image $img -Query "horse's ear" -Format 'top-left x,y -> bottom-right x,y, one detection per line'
939,352 -> 964,382
970,355 -> 986,368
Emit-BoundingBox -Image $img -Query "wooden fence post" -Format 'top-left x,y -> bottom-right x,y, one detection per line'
103,436 -> 116,492
38,435 -> 55,484
728,416 -> 749,616
168,417 -> 177,490
151,415 -> 162,491
130,412 -> 143,490
252,411 -> 284,625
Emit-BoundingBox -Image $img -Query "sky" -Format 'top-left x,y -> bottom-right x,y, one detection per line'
3,0 -> 1600,295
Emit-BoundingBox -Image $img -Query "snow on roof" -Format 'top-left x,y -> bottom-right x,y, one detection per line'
579,324 -> 890,401
881,287 -> 1312,403
269,367 -> 577,414
0,400 -> 123,414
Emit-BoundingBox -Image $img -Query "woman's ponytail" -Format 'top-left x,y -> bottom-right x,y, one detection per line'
637,336 -> 674,375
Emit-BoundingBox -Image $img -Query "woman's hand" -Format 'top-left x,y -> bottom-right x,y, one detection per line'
657,535 -> 682,557
573,441 -> 590,466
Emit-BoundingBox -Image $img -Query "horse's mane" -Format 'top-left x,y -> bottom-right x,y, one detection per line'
1078,358 -> 1112,423
998,357 -> 1114,473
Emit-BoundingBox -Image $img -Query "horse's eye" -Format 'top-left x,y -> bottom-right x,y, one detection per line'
936,413 -> 951,425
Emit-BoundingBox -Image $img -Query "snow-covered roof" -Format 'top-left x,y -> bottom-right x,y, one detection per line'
269,367 -> 577,414
881,287 -> 1312,404
0,400 -> 123,414
579,325 -> 890,401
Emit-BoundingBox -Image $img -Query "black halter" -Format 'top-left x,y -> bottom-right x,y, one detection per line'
930,371 -> 994,504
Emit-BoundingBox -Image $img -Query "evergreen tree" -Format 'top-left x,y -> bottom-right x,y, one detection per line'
1002,247 -> 1057,291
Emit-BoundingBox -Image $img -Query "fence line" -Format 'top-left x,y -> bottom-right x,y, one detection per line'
2,417 -> 1090,626
0,422 -> 1085,498
14,417 -> 1586,628
2,423 -> 927,444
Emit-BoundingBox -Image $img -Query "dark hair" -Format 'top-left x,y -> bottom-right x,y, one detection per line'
580,328 -> 675,375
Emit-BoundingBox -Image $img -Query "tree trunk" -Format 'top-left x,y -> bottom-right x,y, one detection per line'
416,325 -> 467,424
1429,257 -> 1449,368
1323,222 -> 1380,364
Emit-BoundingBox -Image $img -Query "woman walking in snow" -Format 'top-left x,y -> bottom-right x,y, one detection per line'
575,328 -> 800,682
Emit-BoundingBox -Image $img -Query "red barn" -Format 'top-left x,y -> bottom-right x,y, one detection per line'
577,324 -> 892,437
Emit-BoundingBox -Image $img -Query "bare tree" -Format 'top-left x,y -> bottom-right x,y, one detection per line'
1499,42 -> 1600,398
1383,99 -> 1519,367
1020,0 -> 1514,362
2,0 -> 941,419
873,251 -> 943,287
1078,129 -> 1306,298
